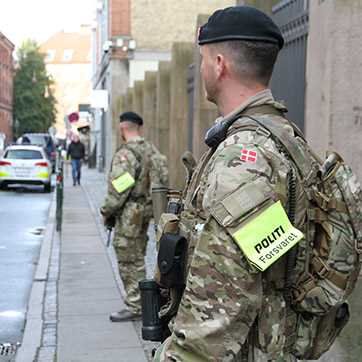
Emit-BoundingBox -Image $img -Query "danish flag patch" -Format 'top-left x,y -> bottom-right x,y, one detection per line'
240,149 -> 257,163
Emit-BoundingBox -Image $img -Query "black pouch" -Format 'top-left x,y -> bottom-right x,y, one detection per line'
157,233 -> 187,288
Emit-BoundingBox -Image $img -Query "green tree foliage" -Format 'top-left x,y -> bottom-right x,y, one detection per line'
13,39 -> 56,138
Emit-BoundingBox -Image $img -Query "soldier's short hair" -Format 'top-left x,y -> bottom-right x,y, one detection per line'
210,40 -> 279,86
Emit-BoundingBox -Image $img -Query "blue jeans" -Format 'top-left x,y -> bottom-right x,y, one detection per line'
71,159 -> 82,184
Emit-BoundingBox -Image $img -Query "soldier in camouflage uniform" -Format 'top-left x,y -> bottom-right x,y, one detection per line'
101,111 -> 168,322
154,6 -> 309,362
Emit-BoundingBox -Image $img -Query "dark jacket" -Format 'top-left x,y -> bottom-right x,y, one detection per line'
67,141 -> 85,160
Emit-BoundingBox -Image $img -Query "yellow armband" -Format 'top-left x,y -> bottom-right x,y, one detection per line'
232,201 -> 303,271
112,172 -> 135,193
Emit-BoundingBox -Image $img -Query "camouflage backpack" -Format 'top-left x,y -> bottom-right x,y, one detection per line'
247,114 -> 362,359
124,141 -> 169,195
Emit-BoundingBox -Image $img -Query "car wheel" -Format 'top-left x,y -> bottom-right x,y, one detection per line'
44,183 -> 51,193
0,182 -> 7,191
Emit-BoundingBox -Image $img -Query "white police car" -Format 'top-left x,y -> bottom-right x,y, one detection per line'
0,145 -> 52,192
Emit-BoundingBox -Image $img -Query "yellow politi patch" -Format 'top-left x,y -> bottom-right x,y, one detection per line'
232,201 -> 303,271
36,172 -> 49,179
112,172 -> 135,193
0,172 -> 9,177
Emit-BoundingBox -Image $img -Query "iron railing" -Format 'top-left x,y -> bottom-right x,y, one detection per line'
271,0 -> 310,131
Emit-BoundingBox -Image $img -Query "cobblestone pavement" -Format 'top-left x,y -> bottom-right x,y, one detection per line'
80,167 -> 159,361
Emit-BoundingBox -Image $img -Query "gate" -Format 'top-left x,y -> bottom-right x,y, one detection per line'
187,64 -> 195,152
271,0 -> 310,131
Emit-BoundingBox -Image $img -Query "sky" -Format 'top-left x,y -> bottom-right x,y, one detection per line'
1,0 -> 97,48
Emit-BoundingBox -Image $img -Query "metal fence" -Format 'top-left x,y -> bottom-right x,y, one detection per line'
55,147 -> 64,232
187,64 -> 195,152
271,0 -> 310,131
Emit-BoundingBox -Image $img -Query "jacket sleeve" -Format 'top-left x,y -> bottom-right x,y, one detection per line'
100,148 -> 138,219
154,139 -> 290,361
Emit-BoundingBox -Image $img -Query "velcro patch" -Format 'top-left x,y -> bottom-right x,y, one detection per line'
112,172 -> 135,193
232,201 -> 303,271
240,149 -> 257,163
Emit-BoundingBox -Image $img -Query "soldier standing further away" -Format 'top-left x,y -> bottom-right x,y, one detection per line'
101,112 -> 168,322
153,5 -> 362,362
67,134 -> 85,186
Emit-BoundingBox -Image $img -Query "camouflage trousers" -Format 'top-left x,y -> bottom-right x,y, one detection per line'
253,350 -> 297,362
114,233 -> 148,314
154,340 -> 298,362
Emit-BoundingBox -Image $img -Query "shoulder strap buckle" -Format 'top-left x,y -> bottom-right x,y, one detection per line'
255,126 -> 271,138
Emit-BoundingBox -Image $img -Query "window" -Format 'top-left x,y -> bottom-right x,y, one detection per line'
46,50 -> 56,62
78,104 -> 90,112
5,149 -> 43,160
62,49 -> 74,61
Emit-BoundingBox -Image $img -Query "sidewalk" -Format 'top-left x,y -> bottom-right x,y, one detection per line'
16,166 -> 156,362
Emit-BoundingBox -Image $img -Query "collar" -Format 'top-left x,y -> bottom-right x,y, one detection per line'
127,135 -> 143,143
216,89 -> 287,124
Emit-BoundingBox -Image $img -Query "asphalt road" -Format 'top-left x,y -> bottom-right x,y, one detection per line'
0,184 -> 52,345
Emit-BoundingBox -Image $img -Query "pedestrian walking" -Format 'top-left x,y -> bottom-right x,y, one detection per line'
101,111 -> 168,322
67,134 -> 85,186
152,5 -> 362,362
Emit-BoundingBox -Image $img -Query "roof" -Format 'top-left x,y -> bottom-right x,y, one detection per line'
40,28 -> 91,64
0,32 -> 15,50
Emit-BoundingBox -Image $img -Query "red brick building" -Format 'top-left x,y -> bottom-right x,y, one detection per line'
0,32 -> 14,142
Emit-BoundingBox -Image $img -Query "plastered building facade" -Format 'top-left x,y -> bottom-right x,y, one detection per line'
92,0 -> 235,170
40,27 -> 92,138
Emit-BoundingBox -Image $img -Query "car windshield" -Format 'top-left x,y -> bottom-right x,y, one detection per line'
5,149 -> 43,160
24,135 -> 48,146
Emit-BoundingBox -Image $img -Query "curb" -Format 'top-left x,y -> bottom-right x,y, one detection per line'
15,194 -> 57,362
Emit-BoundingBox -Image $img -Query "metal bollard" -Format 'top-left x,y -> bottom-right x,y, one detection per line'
55,147 -> 64,232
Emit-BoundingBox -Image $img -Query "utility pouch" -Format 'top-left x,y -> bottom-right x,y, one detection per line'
293,303 -> 350,360
157,233 -> 187,289
156,213 -> 179,244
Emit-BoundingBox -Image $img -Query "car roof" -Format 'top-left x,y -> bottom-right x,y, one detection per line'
5,145 -> 45,152
23,133 -> 50,136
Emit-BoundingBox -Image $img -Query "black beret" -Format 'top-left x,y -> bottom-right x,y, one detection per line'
119,111 -> 143,126
198,6 -> 284,50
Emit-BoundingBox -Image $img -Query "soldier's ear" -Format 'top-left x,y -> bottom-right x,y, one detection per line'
215,54 -> 227,79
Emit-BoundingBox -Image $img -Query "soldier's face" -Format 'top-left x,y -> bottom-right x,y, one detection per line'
200,45 -> 218,103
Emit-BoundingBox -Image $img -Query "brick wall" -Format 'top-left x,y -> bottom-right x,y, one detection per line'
131,0 -> 235,51
0,34 -> 14,142
109,0 -> 131,37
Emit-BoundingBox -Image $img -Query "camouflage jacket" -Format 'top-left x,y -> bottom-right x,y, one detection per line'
101,136 -> 168,235
154,90 -> 309,361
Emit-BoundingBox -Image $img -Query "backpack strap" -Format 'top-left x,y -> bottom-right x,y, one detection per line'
122,143 -> 144,180
244,115 -> 319,188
